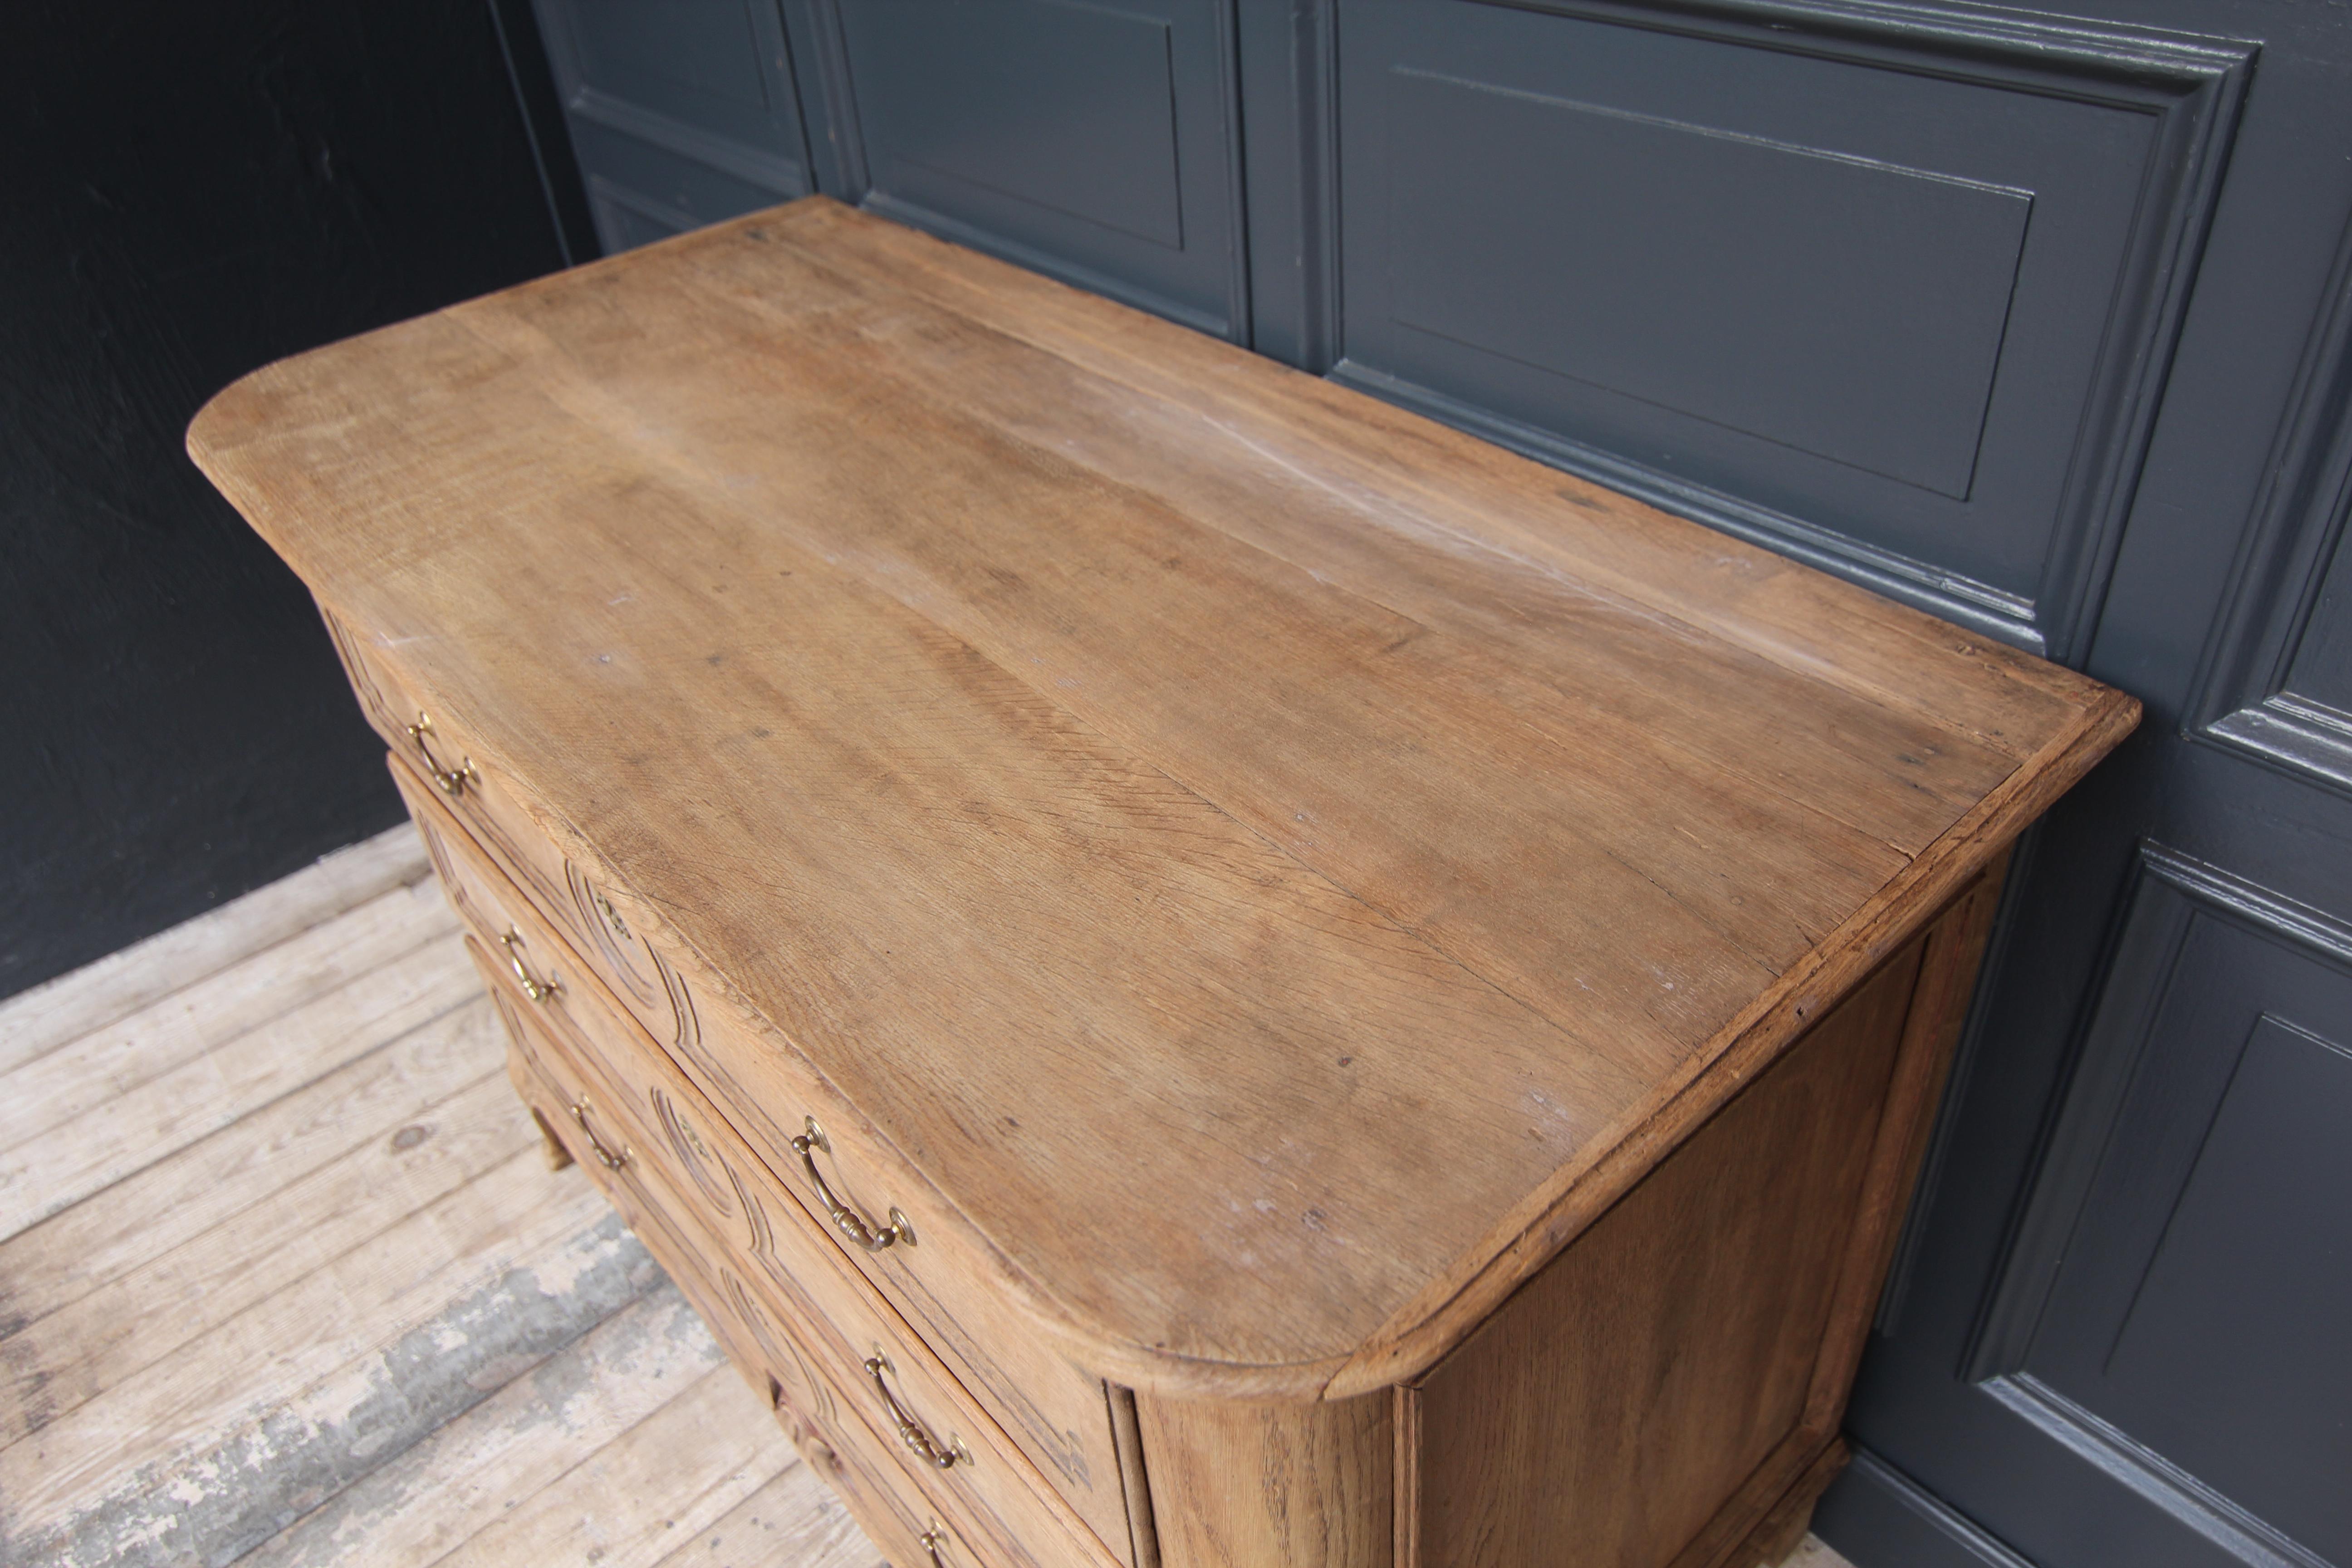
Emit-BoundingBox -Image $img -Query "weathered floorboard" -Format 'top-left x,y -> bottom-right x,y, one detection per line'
231,1287 -> 745,1568
433,1357 -> 802,1568
0,996 -> 505,1333
0,834 -> 903,1568
0,1060 -> 527,1446
0,1155 -> 649,1556
0,874 -> 459,1155
0,826 -> 428,1077
643,1461 -> 884,1568
0,930 -> 479,1242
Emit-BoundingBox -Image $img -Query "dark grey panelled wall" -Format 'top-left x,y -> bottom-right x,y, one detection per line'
533,0 -> 820,248
838,0 -> 1249,337
539,2 -> 2352,1564
1330,1 -> 2247,661
536,0 -> 1250,336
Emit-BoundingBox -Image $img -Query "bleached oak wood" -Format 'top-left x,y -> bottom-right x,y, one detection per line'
1702,1441 -> 1852,1568
485,953 -> 1117,1568
0,874 -> 456,1155
414,775 -> 1136,1567
503,1041 -> 956,1568
183,194 -> 2136,1566
0,935 -> 479,1244
189,196 -> 2136,1396
1407,943 -> 1923,1568
0,825 -> 427,1077
1801,859 -> 2009,1438
0,994 -> 502,1333
1136,1392 -> 1392,1568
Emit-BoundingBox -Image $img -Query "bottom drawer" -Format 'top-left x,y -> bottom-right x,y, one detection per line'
495,990 -> 958,1563
487,965 -> 1022,1568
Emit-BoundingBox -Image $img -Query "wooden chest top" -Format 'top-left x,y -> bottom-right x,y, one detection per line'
188,196 -> 2134,1394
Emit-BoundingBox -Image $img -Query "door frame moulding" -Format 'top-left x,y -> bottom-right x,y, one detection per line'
1975,1373 -> 2335,1568
1825,1446 -> 2042,1568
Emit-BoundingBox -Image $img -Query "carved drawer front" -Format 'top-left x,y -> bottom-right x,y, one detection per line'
354,633 -> 1110,1509
390,759 -> 1141,1563
330,607 -> 692,1051
630,1152 -> 996,1568
475,933 -> 1112,1568
493,1004 -> 964,1568
416,775 -> 1131,1568
761,1338 -> 996,1568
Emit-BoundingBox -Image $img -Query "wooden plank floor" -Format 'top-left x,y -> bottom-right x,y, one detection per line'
0,826 -> 880,1568
0,822 -> 1864,1568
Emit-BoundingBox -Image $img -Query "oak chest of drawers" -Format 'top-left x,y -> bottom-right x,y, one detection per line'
189,196 -> 2136,1568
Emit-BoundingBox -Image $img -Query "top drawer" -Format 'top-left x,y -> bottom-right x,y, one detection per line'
323,604 -> 693,1054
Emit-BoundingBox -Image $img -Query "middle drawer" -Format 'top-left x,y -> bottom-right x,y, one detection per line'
409,774 -> 1130,1568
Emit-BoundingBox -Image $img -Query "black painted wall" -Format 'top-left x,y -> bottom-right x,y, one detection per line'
0,0 -> 573,998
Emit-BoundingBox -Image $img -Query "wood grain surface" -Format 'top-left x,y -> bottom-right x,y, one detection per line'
1137,1392 -> 1393,1568
186,196 -> 2137,1396
1409,938 -> 1922,1568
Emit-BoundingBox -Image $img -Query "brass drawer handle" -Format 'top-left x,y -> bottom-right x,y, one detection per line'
862,1350 -> 969,1471
921,1521 -> 952,1566
403,712 -> 479,797
500,929 -> 561,1003
568,1096 -> 630,1171
789,1116 -> 913,1252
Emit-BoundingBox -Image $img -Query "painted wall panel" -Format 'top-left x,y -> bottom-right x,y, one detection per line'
1332,0 -> 2247,657
851,3 -> 1184,247
533,0 -> 811,252
2195,228 -> 2352,805
2089,1014 -> 2352,1557
829,0 -> 1246,338
1384,69 -> 2031,499
1955,850 -> 2352,1568
2281,538 -> 2352,724
572,0 -> 780,127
